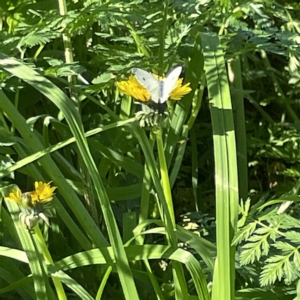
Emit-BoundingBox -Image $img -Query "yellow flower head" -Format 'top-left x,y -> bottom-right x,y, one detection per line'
117,75 -> 151,101
5,182 -> 57,209
30,181 -> 57,204
5,182 -> 56,229
117,72 -> 191,102
5,189 -> 23,205
5,189 -> 34,210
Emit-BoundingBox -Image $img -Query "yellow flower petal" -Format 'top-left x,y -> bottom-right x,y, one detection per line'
31,181 -> 57,204
117,75 -> 150,102
169,79 -> 192,100
5,189 -> 23,205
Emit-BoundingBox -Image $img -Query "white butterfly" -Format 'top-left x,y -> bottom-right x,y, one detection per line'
132,66 -> 182,103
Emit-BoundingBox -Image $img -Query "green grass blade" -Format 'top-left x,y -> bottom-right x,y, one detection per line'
0,259 -> 34,299
52,271 -> 94,300
0,246 -> 28,263
227,57 -> 248,201
3,201 -> 53,299
200,32 -> 239,300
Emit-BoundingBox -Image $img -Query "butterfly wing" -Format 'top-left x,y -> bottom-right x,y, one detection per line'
132,68 -> 161,102
160,66 -> 182,103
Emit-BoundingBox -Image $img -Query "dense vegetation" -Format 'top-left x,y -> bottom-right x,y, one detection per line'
0,0 -> 300,299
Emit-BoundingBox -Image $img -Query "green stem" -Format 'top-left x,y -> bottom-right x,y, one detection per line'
96,266 -> 113,300
186,72 -> 206,130
11,50 -> 24,135
33,44 -> 45,60
137,133 -> 155,245
33,225 -> 67,300
155,128 -> 189,299
57,0 -> 78,102
155,128 -> 175,226
143,259 -> 165,300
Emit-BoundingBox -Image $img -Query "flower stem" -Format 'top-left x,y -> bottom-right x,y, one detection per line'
34,226 -> 67,300
155,127 -> 175,227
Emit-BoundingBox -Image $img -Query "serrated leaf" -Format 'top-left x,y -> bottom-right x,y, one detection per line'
293,251 -> 300,270
265,255 -> 287,264
281,215 -> 300,230
283,260 -> 296,283
45,63 -> 86,77
240,241 -> 262,265
261,239 -> 270,256
232,222 -> 257,245
283,232 -> 300,244
247,233 -> 269,243
273,241 -> 296,252
260,256 -> 285,286
18,31 -> 56,48
254,226 -> 272,235
92,73 -> 114,84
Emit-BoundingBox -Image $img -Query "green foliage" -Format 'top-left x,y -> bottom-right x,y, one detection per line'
0,0 -> 300,299
235,201 -> 300,288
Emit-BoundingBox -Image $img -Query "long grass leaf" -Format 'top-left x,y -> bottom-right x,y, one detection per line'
4,201 -> 53,299
200,32 -> 239,300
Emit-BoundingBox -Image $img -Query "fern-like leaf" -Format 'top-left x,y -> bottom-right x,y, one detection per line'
233,222 -> 257,245
260,255 -> 286,286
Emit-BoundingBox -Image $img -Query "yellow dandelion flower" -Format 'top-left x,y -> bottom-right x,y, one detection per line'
169,79 -> 192,100
5,189 -> 23,205
117,75 -> 151,102
5,182 -> 56,229
31,181 -> 57,204
5,190 -> 32,210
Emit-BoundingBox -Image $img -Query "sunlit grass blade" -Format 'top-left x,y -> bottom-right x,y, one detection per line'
3,201 -> 51,299
0,270 -> 33,299
227,58 -> 248,201
0,246 -> 28,262
52,271 -> 94,300
176,226 -> 215,274
0,248 -> 34,298
200,32 -> 239,300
